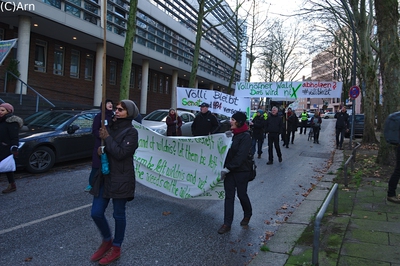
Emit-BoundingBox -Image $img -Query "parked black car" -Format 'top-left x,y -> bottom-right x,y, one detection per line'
17,108 -> 100,173
345,114 -> 364,138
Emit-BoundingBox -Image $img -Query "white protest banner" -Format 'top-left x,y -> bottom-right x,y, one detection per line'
177,87 -> 250,117
235,81 -> 342,99
133,121 -> 231,200
0,39 -> 18,65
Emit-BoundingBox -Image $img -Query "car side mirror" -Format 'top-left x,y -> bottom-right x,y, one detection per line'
67,124 -> 80,134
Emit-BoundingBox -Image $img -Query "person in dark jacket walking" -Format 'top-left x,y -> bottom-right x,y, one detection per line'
283,107 -> 298,148
266,106 -> 283,165
334,106 -> 349,149
250,109 -> 266,158
0,103 -> 23,194
166,108 -> 182,136
89,100 -> 139,265
191,102 -> 220,136
218,111 -> 253,234
85,99 -> 114,192
311,111 -> 322,144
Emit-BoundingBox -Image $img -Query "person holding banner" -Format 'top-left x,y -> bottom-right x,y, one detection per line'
166,108 -> 182,136
265,106 -> 283,165
191,102 -> 220,136
218,111 -> 253,234
89,100 -> 139,264
85,99 -> 114,192
0,103 -> 23,194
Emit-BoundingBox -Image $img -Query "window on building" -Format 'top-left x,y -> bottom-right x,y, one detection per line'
53,45 -> 64,75
70,49 -> 80,78
152,73 -> 158,92
109,61 -> 116,85
159,75 -> 164,93
129,68 -> 135,88
138,69 -> 142,90
34,40 -> 47,72
165,77 -> 169,94
43,0 -> 61,9
84,54 -> 94,81
65,2 -> 81,17
0,28 -> 4,40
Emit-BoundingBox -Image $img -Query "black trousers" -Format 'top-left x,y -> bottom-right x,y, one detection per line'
268,132 -> 282,161
313,126 -> 320,142
335,127 -> 346,147
300,120 -> 308,134
284,130 -> 295,146
223,171 -> 252,226
388,145 -> 400,197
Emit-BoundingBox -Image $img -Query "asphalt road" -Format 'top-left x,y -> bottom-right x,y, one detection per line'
0,119 -> 337,266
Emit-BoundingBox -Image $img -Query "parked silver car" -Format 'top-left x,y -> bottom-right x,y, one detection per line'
324,112 -> 336,119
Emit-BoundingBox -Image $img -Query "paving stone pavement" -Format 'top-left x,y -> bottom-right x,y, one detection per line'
249,146 -> 400,266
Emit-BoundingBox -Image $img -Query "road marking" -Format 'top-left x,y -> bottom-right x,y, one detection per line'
0,203 -> 92,235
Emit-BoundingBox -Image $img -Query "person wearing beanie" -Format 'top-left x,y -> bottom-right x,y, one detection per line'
191,102 -> 220,136
89,100 -> 139,264
250,109 -> 267,159
166,108 -> 183,136
84,99 -> 114,192
265,106 -> 283,165
0,102 -> 23,194
218,111 -> 253,234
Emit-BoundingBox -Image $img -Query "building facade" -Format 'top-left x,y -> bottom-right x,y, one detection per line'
0,0 -> 242,114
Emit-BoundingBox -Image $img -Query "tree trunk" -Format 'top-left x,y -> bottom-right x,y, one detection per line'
375,0 -> 400,165
189,1 -> 206,88
120,0 -> 138,100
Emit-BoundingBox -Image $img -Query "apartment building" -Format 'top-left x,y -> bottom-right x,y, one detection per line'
0,0 -> 242,114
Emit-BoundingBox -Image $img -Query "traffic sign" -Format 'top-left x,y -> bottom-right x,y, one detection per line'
349,85 -> 360,99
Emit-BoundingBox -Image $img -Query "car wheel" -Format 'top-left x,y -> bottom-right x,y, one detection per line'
26,146 -> 56,173
324,116 -> 329,119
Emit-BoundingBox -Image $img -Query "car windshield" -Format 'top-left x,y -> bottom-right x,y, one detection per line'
24,110 -> 76,129
144,110 -> 168,122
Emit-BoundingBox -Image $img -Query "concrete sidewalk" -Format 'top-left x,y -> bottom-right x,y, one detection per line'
249,146 -> 400,266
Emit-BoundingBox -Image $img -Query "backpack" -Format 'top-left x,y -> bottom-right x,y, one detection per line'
384,111 -> 400,144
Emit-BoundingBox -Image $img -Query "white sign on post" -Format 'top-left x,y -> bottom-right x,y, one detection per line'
133,121 -> 231,200
235,81 -> 343,99
177,87 -> 250,117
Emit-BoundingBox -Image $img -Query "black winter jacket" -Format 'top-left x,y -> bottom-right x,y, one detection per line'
224,131 -> 252,172
266,113 -> 283,134
90,118 -> 138,200
251,115 -> 266,139
0,114 -> 23,161
191,111 -> 220,136
335,111 -> 349,129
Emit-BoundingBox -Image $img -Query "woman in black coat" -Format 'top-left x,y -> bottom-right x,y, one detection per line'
89,100 -> 139,264
218,111 -> 253,234
0,103 -> 23,194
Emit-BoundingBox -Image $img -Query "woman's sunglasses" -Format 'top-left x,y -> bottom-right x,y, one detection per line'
116,107 -> 125,112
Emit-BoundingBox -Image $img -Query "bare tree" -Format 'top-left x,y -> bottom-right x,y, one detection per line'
246,0 -> 271,82
119,0 -> 138,100
375,0 -> 400,164
257,19 -> 310,82
301,0 -> 378,143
